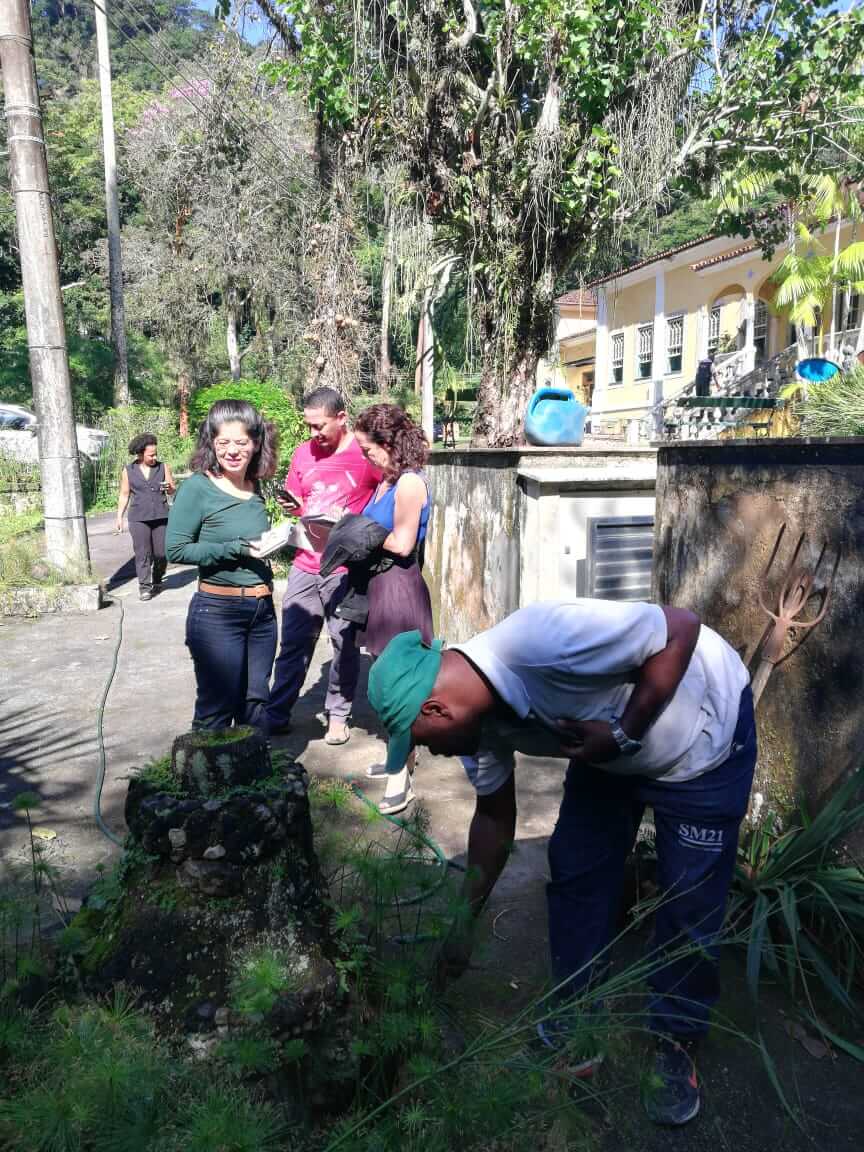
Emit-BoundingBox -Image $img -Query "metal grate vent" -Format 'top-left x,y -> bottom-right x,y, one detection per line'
587,516 -> 654,601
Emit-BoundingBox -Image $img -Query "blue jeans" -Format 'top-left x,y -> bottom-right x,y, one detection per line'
185,591 -> 277,733
547,687 -> 757,1037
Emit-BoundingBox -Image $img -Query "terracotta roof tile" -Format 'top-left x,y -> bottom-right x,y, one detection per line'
689,243 -> 759,271
556,288 -> 597,308
588,232 -> 718,286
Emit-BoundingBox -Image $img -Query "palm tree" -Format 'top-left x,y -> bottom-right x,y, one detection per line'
718,169 -> 864,357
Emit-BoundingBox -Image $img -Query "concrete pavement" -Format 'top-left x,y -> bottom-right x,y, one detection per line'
0,514 -> 562,936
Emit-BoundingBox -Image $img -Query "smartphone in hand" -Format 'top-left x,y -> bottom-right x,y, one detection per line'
275,490 -> 302,514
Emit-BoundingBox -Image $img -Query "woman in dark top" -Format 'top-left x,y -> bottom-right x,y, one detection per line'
354,403 -> 432,813
167,400 -> 279,734
116,433 -> 175,600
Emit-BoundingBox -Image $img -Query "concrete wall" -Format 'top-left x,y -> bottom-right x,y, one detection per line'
425,447 -> 656,642
654,438 -> 864,819
425,450 -> 522,641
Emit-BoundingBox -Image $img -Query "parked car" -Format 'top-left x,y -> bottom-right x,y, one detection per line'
0,403 -> 109,460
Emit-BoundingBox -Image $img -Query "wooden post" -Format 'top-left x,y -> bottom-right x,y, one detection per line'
0,0 -> 90,570
94,0 -> 130,405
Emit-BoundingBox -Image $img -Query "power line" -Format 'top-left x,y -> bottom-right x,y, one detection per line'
89,0 -> 316,203
116,0 -> 313,184
105,0 -> 318,198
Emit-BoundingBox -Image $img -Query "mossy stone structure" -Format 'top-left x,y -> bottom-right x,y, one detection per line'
73,727 -> 353,1112
654,438 -> 864,839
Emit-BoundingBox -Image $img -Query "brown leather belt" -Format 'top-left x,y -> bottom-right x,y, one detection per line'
198,581 -> 272,599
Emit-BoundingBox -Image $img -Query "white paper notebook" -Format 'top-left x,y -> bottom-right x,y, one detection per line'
252,519 -> 313,558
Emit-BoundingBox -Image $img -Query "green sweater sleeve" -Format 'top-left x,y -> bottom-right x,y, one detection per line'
166,475 -> 248,567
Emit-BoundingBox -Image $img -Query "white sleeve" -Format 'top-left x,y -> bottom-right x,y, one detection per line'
559,601 -> 668,676
461,744 -> 515,797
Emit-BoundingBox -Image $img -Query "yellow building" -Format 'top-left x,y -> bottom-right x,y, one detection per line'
541,289 -> 596,404
543,225 -> 861,437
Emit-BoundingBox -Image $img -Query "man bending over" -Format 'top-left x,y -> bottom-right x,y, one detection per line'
368,599 -> 755,1126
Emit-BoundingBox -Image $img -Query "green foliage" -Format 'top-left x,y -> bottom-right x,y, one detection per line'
175,1089 -> 285,1152
268,0 -> 864,437
0,451 -> 41,496
90,406 -> 193,509
800,365 -> 864,438
189,379 -> 305,475
730,768 -> 864,1038
217,1033 -> 283,1079
0,533 -> 90,590
230,947 -> 300,1017
0,5 -> 217,421
0,993 -> 283,1152
134,755 -> 183,796
0,285 -> 174,419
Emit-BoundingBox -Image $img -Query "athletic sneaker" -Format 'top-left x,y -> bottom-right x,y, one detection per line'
642,1034 -> 700,1126
536,1012 -> 605,1080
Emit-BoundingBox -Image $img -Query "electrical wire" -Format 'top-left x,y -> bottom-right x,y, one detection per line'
92,0 -> 317,203
93,596 -> 125,848
115,0 -> 313,189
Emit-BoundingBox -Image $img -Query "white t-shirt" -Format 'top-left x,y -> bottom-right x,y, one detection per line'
453,600 -> 749,796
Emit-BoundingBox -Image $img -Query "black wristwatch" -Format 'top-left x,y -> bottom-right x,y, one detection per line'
609,715 -> 642,756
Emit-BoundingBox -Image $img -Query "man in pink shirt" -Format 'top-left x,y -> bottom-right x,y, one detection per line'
268,387 -> 379,743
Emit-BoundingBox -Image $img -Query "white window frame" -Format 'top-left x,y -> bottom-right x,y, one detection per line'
610,330 -> 625,386
835,290 -> 861,333
707,305 -> 721,356
754,299 -> 769,359
851,291 -> 861,332
636,322 -> 654,380
665,313 -> 684,376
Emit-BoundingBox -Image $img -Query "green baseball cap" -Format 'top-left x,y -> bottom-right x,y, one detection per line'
368,631 -> 444,775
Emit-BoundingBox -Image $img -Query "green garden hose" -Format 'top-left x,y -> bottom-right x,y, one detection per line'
93,596 -> 125,848
91,595 -> 461,919
349,781 -> 459,907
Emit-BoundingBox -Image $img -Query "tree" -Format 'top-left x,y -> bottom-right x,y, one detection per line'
31,1 -> 218,98
122,41 -> 315,420
718,155 -> 864,358
255,0 -> 864,443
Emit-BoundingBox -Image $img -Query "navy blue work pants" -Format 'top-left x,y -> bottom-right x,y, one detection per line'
547,688 -> 757,1037
185,591 -> 277,734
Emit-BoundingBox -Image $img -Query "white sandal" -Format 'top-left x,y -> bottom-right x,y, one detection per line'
378,781 -> 415,816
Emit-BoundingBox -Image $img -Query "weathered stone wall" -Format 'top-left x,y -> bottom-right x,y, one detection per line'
654,438 -> 864,818
425,450 -> 521,641
425,446 -> 657,642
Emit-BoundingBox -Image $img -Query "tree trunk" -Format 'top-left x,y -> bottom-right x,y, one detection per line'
470,276 -> 548,446
473,349 -> 540,446
378,193 -> 393,394
419,287 -> 435,443
178,369 -> 191,438
226,295 -> 242,381
413,313 -> 424,396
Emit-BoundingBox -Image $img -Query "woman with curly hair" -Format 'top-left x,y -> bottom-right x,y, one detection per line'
167,400 -> 279,734
115,433 -> 175,600
354,403 -> 433,813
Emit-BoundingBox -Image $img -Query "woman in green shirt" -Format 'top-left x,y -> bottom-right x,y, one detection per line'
167,400 -> 278,734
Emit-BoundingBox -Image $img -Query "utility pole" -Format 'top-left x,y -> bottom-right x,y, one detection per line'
94,0 -> 129,405
419,288 -> 435,445
0,0 -> 90,570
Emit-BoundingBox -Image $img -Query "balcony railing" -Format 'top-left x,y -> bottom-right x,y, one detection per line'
642,344 -> 799,442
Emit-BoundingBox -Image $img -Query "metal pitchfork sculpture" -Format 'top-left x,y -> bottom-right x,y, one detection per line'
750,524 -> 840,707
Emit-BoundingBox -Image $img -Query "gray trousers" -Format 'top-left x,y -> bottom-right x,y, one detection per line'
129,518 -> 167,591
268,566 -> 359,726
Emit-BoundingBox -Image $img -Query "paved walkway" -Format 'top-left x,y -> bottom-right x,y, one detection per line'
3,517 -> 862,1148
0,514 -> 560,921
